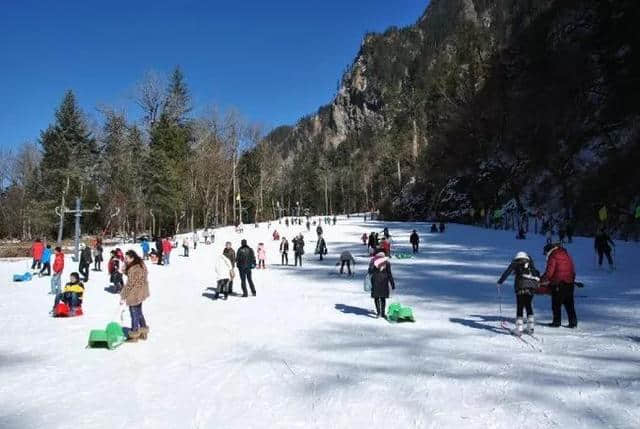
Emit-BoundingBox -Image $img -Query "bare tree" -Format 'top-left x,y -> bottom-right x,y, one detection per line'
134,70 -> 165,125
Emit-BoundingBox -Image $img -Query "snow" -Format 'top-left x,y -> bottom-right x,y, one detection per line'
1,218 -> 639,429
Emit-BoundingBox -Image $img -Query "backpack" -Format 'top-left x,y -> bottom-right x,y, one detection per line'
519,261 -> 540,291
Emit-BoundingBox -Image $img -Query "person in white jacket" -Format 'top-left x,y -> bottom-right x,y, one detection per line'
215,253 -> 234,300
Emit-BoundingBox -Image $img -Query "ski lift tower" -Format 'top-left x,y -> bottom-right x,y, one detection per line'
55,197 -> 100,262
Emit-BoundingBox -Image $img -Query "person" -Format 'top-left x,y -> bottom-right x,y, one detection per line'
306,220 -> 311,232
497,252 -> 540,335
204,231 -> 209,244
31,238 -> 44,270
339,250 -> 356,275
333,215 -> 337,225
50,247 -> 64,295
214,252 -> 233,300
361,233 -> 368,246
121,250 -> 150,341
430,224 -> 438,233
108,250 -> 124,292
193,231 -> 198,250
223,241 -> 236,295
141,238 -> 150,260
40,244 -> 52,276
236,239 -> 257,297
293,234 -> 305,266
516,225 -> 526,240
316,225 -> 323,238
257,243 -> 266,269
316,235 -> 327,261
368,251 -> 395,319
52,272 -> 84,315
182,237 -> 190,257
285,218 -> 289,228
79,243 -> 92,282
566,221 -> 574,243
94,241 -> 103,271
115,247 -> 125,262
409,230 -> 419,253
380,236 -> 391,257
439,222 -> 445,233
541,243 -> 577,328
368,232 -> 377,255
383,227 -> 390,240
273,230 -> 280,241
558,224 -> 567,243
594,228 -> 615,269
155,237 -> 164,265
280,237 -> 289,265
162,237 -> 172,265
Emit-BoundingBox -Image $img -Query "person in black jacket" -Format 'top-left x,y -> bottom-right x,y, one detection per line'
316,225 -> 323,238
78,243 -> 93,282
367,232 -> 377,255
280,237 -> 289,265
594,228 -> 615,268
497,251 -> 540,335
155,237 -> 164,266
409,230 -> 420,253
293,234 -> 305,266
368,252 -> 395,319
316,235 -> 327,261
236,239 -> 257,297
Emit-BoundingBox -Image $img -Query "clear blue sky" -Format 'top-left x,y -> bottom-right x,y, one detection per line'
0,0 -> 428,148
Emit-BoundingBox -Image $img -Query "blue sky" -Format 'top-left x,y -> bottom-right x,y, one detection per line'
0,0 -> 428,149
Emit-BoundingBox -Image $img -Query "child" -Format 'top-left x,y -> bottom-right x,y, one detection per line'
141,238 -> 150,260
31,238 -> 44,270
50,247 -> 64,295
257,243 -> 266,269
52,272 -> 84,315
497,251 -> 540,335
108,250 -> 124,292
182,237 -> 190,257
40,244 -> 52,276
215,253 -> 233,300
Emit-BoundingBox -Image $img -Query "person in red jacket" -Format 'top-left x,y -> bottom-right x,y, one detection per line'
50,247 -> 65,295
31,239 -> 45,270
540,243 -> 577,328
162,238 -> 172,265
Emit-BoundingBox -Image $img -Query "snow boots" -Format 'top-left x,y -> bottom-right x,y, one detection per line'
526,315 -> 535,334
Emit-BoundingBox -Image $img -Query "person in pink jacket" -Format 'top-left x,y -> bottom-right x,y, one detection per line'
257,243 -> 266,269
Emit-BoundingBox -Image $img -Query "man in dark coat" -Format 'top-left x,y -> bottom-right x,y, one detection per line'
316,235 -> 327,261
409,230 -> 420,253
293,234 -> 305,266
368,252 -> 395,319
78,243 -> 93,282
155,237 -> 164,266
236,239 -> 256,297
594,228 -> 615,268
541,243 -> 577,328
223,241 -> 236,295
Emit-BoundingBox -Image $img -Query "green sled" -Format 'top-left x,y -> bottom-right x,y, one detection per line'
394,253 -> 414,259
88,322 -> 126,350
387,303 -> 415,323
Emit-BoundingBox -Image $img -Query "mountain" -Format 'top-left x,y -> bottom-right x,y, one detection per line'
255,0 -> 639,233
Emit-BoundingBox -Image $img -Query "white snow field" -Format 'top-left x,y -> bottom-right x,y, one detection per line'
1,217 -> 639,429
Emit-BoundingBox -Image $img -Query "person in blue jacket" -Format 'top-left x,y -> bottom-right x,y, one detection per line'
141,238 -> 150,260
40,244 -> 53,276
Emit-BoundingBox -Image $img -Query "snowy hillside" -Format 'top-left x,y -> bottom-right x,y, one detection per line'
1,218 -> 638,428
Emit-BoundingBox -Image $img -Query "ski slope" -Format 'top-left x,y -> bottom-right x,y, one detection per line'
1,218 -> 639,429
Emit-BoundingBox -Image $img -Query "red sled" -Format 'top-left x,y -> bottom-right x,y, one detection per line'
53,303 -> 83,317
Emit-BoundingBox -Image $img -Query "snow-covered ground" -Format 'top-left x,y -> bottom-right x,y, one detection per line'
1,217 -> 638,429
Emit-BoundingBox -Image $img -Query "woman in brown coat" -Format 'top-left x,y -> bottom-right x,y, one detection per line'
121,250 -> 150,341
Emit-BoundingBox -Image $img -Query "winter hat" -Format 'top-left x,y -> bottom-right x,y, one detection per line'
373,252 -> 388,270
514,251 -> 529,260
241,239 -> 247,246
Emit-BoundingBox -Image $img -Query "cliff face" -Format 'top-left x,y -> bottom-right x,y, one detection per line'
265,0 -> 640,228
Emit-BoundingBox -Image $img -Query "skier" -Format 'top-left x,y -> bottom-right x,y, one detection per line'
40,244 -> 52,276
214,252 -> 233,300
236,239 -> 257,297
497,252 -> 540,335
223,241 -> 236,295
540,243 -> 577,328
121,250 -> 150,341
594,227 -> 615,269
52,272 -> 84,316
50,247 -> 64,295
293,234 -> 305,266
338,250 -> 356,275
31,238 -> 44,270
316,235 -> 327,261
78,243 -> 92,282
280,237 -> 289,265
257,243 -> 266,269
155,237 -> 164,266
141,238 -> 150,260
94,241 -> 103,271
409,230 -> 420,253
368,251 -> 395,319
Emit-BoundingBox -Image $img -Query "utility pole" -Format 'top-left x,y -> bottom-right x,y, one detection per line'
56,197 -> 100,261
